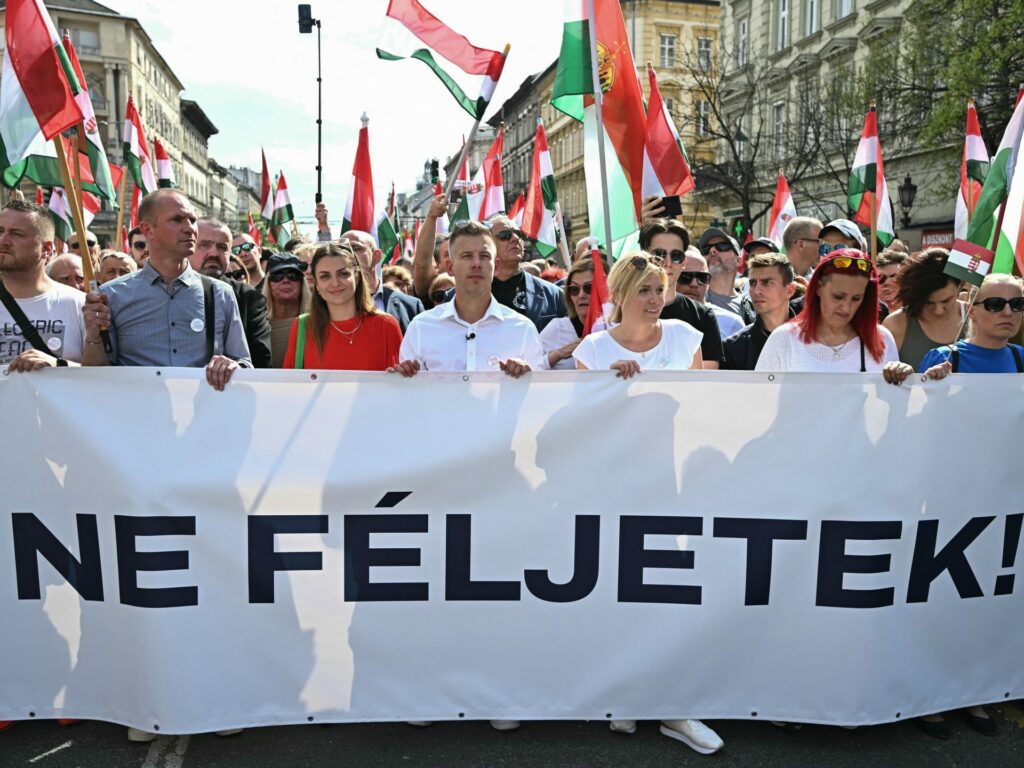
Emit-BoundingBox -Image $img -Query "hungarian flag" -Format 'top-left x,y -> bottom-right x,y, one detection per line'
946,238 -> 995,287
271,171 -> 295,247
962,87 -> 1024,276
0,0 -> 84,177
522,119 -> 560,257
377,0 -> 508,119
641,63 -> 694,200
465,125 -> 504,220
768,171 -> 797,246
260,149 -> 274,223
847,104 -> 894,248
247,213 -> 261,246
2,132 -> 105,194
954,99 -> 991,241
62,30 -> 117,205
552,0 -> 646,256
583,245 -> 610,337
123,94 -> 157,195
153,139 -> 175,188
47,185 -> 99,242
129,185 -> 140,229
508,191 -> 525,228
340,117 -> 401,260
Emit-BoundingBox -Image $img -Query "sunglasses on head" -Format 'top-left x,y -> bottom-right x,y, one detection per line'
495,228 -> 524,241
827,255 -> 871,273
629,255 -> 657,270
269,270 -> 303,283
567,282 -> 593,297
649,248 -> 686,264
677,271 -> 711,285
429,290 -> 451,304
701,242 -> 734,256
231,242 -> 257,255
973,296 -> 1024,313
225,269 -> 247,281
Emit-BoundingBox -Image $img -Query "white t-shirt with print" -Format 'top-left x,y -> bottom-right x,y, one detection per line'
0,282 -> 86,365
573,319 -> 703,371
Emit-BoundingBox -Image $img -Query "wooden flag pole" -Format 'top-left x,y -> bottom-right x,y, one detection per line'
114,167 -> 128,250
586,0 -> 615,253
870,189 -> 877,261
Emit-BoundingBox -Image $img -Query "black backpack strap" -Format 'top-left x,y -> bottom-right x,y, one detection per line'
1011,345 -> 1023,373
199,276 -> 215,362
859,337 -> 866,373
0,280 -> 65,364
950,348 -> 959,373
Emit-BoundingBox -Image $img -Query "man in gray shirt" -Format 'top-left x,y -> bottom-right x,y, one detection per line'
83,189 -> 250,390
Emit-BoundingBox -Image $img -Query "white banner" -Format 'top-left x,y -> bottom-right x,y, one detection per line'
1,369 -> 1022,733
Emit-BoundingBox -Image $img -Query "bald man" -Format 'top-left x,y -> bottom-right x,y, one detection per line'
339,229 -> 424,333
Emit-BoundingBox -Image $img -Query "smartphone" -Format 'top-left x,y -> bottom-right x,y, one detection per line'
660,195 -> 682,218
448,189 -> 462,204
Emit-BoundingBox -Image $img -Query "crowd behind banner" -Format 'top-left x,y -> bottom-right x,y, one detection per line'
1,185 -> 1022,750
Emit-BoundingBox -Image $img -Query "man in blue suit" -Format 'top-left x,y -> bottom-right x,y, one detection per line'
339,230 -> 424,333
487,215 -> 565,331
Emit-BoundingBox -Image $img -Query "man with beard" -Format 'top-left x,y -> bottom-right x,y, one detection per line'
193,218 -> 272,368
697,226 -> 755,324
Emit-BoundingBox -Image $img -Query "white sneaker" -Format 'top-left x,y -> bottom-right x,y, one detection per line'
215,728 -> 243,737
489,720 -> 520,731
659,719 -> 724,754
127,727 -> 158,743
609,719 -> 637,734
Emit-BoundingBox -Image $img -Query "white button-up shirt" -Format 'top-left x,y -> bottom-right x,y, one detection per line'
399,296 -> 546,372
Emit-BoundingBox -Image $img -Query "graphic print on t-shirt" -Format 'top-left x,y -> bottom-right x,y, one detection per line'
0,317 -> 69,364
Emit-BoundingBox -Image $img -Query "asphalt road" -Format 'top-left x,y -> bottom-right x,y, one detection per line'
2,704 -> 1021,768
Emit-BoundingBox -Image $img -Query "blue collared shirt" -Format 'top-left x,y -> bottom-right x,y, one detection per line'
99,262 -> 252,367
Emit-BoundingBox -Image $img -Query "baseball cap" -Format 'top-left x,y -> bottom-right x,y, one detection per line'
742,237 -> 781,254
266,253 -> 307,275
819,219 -> 868,251
698,227 -> 741,254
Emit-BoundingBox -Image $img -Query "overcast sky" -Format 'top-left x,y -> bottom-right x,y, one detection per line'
101,0 -> 564,234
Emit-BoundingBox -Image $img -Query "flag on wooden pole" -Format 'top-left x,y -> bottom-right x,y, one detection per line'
340,115 -> 401,259
847,103 -> 894,248
153,139 -> 175,188
466,125 -> 504,220
271,172 -> 294,247
123,95 -> 157,195
521,119 -> 560,256
641,63 -> 694,200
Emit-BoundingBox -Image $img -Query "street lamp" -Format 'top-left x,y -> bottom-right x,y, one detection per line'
897,173 -> 917,229
298,4 -> 323,204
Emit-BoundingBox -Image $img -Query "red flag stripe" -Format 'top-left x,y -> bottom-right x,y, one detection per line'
644,65 -> 694,197
349,125 -> 375,232
386,0 -> 502,75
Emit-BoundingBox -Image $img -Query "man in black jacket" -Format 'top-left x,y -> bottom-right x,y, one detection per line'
723,253 -> 796,370
193,218 -> 273,368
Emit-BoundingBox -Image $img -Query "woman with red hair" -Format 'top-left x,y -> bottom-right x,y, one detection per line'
755,249 -> 899,372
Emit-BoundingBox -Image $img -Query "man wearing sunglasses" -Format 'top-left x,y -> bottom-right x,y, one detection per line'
67,229 -> 101,264
191,218 -> 272,368
818,218 -> 867,256
230,233 -> 265,288
127,226 -> 148,268
676,248 -> 744,339
697,227 -> 756,324
780,216 -> 823,279
488,215 -> 564,332
640,219 -> 725,369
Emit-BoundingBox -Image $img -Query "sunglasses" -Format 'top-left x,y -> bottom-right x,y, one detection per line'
269,270 -> 303,283
231,242 -> 257,255
429,290 -> 451,304
649,248 -> 686,264
678,271 -> 711,285
630,255 -> 656,270
818,242 -> 849,257
495,228 -> 525,241
131,241 -> 146,251
225,269 -> 247,281
70,240 -> 97,249
828,256 -> 871,273
701,242 -> 734,256
567,282 -> 593,297
973,296 -> 1024,313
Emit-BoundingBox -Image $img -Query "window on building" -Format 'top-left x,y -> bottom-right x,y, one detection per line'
805,0 -> 820,35
837,0 -> 854,19
772,102 -> 786,160
737,18 -> 749,68
777,0 -> 790,50
659,34 -> 677,68
697,37 -> 713,72
696,100 -> 711,137
737,114 -> 749,162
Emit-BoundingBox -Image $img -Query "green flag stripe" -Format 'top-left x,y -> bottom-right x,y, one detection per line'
55,44 -> 82,95
551,19 -> 591,122
965,147 -> 1011,248
377,48 -> 483,119
965,159 -> 989,185
541,175 -> 558,207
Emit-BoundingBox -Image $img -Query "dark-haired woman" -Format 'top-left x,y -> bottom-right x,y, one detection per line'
882,248 -> 967,370
283,242 -> 402,370
756,249 -> 898,372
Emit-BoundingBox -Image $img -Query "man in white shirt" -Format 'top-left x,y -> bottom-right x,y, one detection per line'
0,200 -> 86,372
390,220 -> 544,378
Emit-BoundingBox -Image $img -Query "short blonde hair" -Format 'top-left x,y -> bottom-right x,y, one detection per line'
607,251 -> 668,324
977,273 -> 1024,294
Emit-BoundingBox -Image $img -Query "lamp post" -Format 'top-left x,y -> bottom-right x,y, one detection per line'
298,4 -> 323,204
897,173 -> 917,229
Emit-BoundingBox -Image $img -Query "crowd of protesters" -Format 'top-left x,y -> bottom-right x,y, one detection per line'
1,186 -> 1022,751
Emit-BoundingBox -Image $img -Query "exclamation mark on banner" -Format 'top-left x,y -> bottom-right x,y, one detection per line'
993,513 -> 1022,596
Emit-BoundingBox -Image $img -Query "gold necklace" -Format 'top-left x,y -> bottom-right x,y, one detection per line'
330,318 -> 363,345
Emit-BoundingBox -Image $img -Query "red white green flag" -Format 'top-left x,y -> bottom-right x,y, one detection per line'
377,0 -> 508,120
946,238 -> 995,287
641,63 -> 694,200
270,171 -> 294,247
768,171 -> 797,246
123,95 -> 157,195
583,245 -> 610,337
153,139 -> 175,188
260,149 -> 274,223
47,185 -> 99,243
552,0 -> 647,255
0,0 -> 83,174
847,104 -> 895,247
522,119 -> 559,257
954,99 -> 990,241
508,192 -> 525,229
466,126 -> 504,220
340,116 -> 400,259
247,213 -> 261,246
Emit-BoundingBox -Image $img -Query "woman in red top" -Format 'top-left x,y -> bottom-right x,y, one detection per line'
283,242 -> 402,370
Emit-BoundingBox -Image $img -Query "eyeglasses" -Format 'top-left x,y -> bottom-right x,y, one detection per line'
269,270 -> 303,283
677,271 -> 711,285
69,240 -> 97,250
701,242 -> 734,256
231,242 -> 257,255
567,282 -> 593,297
131,241 -> 146,251
429,290 -> 451,304
818,242 -> 848,257
495,228 -> 525,241
649,248 -> 686,264
225,269 -> 247,281
973,296 -> 1024,313
828,256 -> 871,273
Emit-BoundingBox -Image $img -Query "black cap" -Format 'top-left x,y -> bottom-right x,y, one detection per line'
266,252 -> 307,275
743,237 -> 781,254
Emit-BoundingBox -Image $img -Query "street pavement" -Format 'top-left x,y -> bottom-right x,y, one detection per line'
1,704 -> 1021,767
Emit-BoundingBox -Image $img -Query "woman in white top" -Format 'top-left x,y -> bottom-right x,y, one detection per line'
574,252 -> 704,377
756,249 -> 900,373
539,257 -> 598,370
